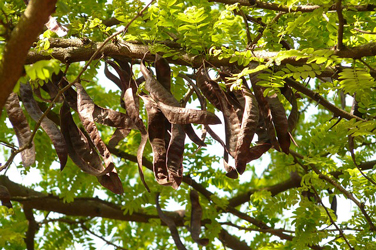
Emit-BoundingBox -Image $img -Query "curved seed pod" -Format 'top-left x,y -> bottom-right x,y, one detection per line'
61,78 -> 136,129
155,54 -> 171,91
75,83 -> 115,173
196,67 -> 222,110
19,82 -> 67,170
141,95 -> 170,186
167,124 -> 185,189
97,172 -> 124,195
61,104 -> 123,194
245,143 -> 272,163
235,88 -> 259,175
183,124 -> 206,147
141,60 -> 180,107
108,128 -> 131,148
223,158 -> 238,179
156,193 -> 187,250
281,86 -> 299,132
266,94 -> 290,154
141,60 -> 205,147
0,185 -> 12,208
123,88 -> 150,192
5,93 -> 35,167
60,102 -> 112,176
190,190 -> 209,246
156,100 -> 221,125
250,73 -> 280,151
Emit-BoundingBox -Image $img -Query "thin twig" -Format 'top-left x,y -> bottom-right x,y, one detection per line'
290,149 -> 376,231
249,12 -> 284,48
239,10 -> 252,47
311,188 -> 353,249
354,28 -> 376,34
0,0 -> 154,172
80,222 -> 128,250
221,221 -> 295,234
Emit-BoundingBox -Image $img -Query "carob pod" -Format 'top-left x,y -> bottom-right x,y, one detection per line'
235,87 -> 259,174
75,83 -> 115,173
60,77 -> 136,129
250,73 -> 280,151
167,124 -> 185,189
190,190 -> 209,246
19,82 -> 67,170
123,88 -> 150,192
141,60 -> 205,147
60,102 -> 123,194
156,100 -> 221,125
142,95 -> 170,186
266,93 -> 290,154
5,93 -> 35,167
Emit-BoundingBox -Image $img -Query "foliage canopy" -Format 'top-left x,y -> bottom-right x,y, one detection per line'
1,0 -> 376,249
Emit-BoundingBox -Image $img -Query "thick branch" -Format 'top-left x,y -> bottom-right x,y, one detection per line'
23,206 -> 38,250
0,0 -> 57,116
25,39 -> 376,69
208,0 -> 375,13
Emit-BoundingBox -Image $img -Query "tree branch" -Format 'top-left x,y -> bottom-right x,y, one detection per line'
207,0 -> 375,13
24,39 -> 376,69
336,0 -> 345,50
23,206 -> 38,250
0,0 -> 57,116
285,78 -> 365,121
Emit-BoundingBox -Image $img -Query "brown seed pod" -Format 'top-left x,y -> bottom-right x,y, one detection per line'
123,88 -> 149,192
235,88 -> 259,175
60,102 -> 110,176
61,77 -> 136,129
5,93 -> 35,167
196,67 -> 222,111
142,95 -> 170,186
19,82 -> 68,170
167,124 -> 185,189
155,54 -> 171,91
190,190 -> 209,246
266,94 -> 290,154
245,143 -> 272,163
156,100 -> 221,125
281,85 -> 299,132
250,73 -> 280,151
75,83 -> 115,173
141,60 -> 205,147
108,128 -> 131,148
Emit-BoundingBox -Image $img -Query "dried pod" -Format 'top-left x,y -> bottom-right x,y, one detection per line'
5,93 -> 35,167
75,83 -> 115,173
123,88 -> 150,192
60,102 -> 110,176
190,190 -> 209,246
281,85 -> 299,132
266,94 -> 290,154
141,95 -> 170,186
250,73 -> 280,151
60,102 -> 123,194
245,143 -> 272,163
196,67 -> 222,110
167,124 -> 185,189
235,88 -> 259,174
155,54 -> 171,91
61,78 -> 136,129
19,82 -> 67,170
108,128 -> 131,148
156,100 -> 221,125
141,60 -> 205,147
